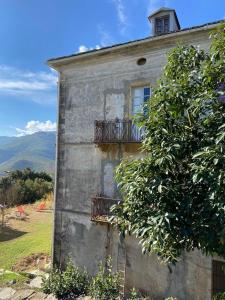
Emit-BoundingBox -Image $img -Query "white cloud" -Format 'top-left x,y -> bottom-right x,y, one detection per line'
78,44 -> 101,53
112,0 -> 128,35
16,120 -> 56,137
78,45 -> 89,53
0,65 -> 57,105
0,80 -> 52,91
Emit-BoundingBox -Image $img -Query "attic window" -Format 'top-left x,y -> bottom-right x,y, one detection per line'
155,15 -> 170,35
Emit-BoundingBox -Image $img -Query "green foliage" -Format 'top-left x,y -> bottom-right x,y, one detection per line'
112,23 -> 225,262
42,259 -> 89,299
0,272 -> 29,288
41,257 -> 180,300
89,257 -> 120,300
0,168 -> 53,206
126,288 -> 150,299
125,288 -> 176,300
214,293 -> 225,300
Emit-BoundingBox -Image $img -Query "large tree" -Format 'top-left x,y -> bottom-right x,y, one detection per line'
112,24 -> 225,263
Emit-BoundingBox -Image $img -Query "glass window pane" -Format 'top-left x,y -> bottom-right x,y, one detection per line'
156,18 -> 163,33
133,97 -> 142,106
144,87 -> 150,96
132,86 -> 151,114
164,17 -> 169,32
133,105 -> 140,114
156,16 -> 169,34
144,87 -> 151,102
133,88 -> 144,97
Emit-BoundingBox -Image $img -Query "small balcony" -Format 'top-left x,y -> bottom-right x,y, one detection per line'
91,196 -> 121,223
94,119 -> 143,144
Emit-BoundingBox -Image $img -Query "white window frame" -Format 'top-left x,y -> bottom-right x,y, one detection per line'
131,85 -> 151,115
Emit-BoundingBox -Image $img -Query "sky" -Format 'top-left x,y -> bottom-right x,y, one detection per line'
0,0 -> 224,136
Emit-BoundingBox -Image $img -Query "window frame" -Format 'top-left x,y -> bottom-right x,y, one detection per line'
155,15 -> 170,35
130,84 -> 151,116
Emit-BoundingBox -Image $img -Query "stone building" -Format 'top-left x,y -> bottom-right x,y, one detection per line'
48,8 -> 224,300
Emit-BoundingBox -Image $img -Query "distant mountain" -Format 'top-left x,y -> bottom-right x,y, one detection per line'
0,131 -> 56,176
0,136 -> 17,146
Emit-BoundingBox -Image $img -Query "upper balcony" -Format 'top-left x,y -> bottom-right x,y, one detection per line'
94,119 -> 143,144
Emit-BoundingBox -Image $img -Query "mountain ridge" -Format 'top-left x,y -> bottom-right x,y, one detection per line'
0,131 -> 56,175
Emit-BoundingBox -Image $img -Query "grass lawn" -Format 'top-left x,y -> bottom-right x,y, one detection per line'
0,272 -> 29,288
0,201 -> 53,270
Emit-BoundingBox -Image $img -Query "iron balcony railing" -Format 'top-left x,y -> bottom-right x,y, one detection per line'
94,119 -> 143,144
91,196 -> 121,223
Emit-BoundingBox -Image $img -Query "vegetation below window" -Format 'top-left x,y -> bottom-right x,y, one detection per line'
42,257 -> 177,300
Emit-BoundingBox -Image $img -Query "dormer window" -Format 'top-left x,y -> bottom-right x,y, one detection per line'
155,15 -> 170,35
148,8 -> 180,37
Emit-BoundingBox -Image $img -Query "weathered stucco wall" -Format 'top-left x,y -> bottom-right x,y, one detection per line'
53,28 -> 217,299
124,236 -> 212,299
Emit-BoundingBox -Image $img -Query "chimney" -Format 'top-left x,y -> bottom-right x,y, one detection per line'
148,7 -> 180,36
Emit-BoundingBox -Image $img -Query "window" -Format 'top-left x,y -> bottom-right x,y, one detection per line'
155,16 -> 170,35
212,260 -> 225,296
132,86 -> 151,115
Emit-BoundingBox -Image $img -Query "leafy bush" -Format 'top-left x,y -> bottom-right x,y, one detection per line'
42,257 -> 178,300
214,293 -> 225,300
126,288 -> 150,299
42,259 -> 89,299
89,257 -> 120,300
112,23 -> 225,263
125,289 -> 175,300
0,168 -> 53,206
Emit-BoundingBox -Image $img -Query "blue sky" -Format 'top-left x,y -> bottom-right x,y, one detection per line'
0,0 -> 224,136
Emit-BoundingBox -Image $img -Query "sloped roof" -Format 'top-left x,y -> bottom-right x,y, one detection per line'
148,7 -> 181,30
48,19 -> 223,67
148,7 -> 175,18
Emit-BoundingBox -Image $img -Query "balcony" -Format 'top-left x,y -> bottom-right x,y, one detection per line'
91,196 -> 121,223
94,119 -> 143,144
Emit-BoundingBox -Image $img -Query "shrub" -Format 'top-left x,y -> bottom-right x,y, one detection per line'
89,257 -> 120,300
126,288 -> 150,299
214,293 -> 225,300
0,168 -> 53,207
42,259 -> 89,299
112,23 -> 225,263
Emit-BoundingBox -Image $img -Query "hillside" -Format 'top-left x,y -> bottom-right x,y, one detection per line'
0,136 -> 17,146
0,132 -> 56,175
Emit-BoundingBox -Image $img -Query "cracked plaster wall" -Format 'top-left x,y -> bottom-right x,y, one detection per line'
53,29 -> 216,299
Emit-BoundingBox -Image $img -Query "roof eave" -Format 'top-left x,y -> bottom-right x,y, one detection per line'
47,21 -> 221,69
